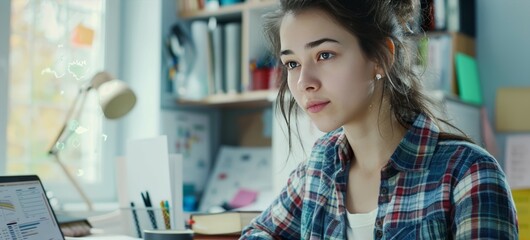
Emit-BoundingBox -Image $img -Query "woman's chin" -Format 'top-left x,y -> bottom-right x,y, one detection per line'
311,121 -> 341,133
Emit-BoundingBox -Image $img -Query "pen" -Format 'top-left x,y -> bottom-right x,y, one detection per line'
130,202 -> 142,238
141,191 -> 158,229
160,200 -> 171,230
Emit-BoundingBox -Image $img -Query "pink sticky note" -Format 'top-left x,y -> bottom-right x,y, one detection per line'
229,189 -> 258,208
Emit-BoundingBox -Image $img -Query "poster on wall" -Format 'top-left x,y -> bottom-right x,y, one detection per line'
161,110 -> 210,194
199,146 -> 272,212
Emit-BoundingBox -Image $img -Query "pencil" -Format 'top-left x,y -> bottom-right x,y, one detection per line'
160,200 -> 171,229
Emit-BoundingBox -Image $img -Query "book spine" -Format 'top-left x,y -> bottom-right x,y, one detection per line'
212,25 -> 225,94
447,0 -> 460,33
224,23 -> 242,94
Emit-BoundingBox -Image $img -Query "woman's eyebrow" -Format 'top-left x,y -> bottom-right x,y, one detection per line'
280,38 -> 340,56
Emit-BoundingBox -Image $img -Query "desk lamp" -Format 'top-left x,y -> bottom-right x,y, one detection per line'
47,71 -> 136,211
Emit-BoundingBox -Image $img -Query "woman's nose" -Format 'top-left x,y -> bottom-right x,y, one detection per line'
297,66 -> 321,92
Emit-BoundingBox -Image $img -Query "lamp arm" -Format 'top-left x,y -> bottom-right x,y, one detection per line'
47,87 -> 94,211
50,154 -> 94,211
48,88 -> 90,155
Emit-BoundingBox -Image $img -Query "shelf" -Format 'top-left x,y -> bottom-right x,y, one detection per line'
179,0 -> 277,20
176,90 -> 278,108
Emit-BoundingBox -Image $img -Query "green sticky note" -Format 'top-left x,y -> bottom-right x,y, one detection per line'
455,53 -> 482,105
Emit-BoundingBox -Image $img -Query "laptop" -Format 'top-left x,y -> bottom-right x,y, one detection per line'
0,175 -> 65,240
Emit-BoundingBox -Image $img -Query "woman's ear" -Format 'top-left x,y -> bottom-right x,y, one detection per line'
386,38 -> 395,66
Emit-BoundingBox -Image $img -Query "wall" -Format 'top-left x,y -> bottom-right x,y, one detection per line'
477,0 -> 530,166
118,0 -> 169,151
0,0 -> 11,174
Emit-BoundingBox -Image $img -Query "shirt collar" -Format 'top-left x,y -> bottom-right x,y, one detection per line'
336,132 -> 353,172
387,113 -> 440,172
334,113 -> 439,173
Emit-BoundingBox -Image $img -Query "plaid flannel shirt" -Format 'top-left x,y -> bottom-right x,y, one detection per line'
241,114 -> 518,239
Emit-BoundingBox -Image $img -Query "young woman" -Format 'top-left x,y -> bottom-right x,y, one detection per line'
241,0 -> 518,239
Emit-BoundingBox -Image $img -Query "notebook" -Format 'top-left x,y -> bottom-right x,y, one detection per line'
0,175 -> 65,240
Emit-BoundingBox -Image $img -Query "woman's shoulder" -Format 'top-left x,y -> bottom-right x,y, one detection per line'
431,139 -> 502,178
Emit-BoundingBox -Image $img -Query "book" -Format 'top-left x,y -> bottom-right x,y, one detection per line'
212,24 -> 225,94
224,22 -> 241,94
447,0 -> 476,37
190,211 -> 261,235
56,214 -> 92,237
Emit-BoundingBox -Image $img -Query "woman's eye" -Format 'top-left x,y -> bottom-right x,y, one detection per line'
285,61 -> 300,70
318,52 -> 335,60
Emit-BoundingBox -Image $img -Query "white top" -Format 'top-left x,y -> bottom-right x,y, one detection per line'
346,208 -> 378,240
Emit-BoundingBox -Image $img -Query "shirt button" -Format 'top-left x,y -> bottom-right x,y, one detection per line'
376,219 -> 383,227
380,187 -> 388,194
376,230 -> 383,239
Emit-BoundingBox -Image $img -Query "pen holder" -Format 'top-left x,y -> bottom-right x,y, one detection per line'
121,207 -> 174,238
144,229 -> 194,240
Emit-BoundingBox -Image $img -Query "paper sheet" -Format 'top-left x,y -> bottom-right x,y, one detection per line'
505,135 -> 530,190
168,154 -> 185,230
124,136 -> 172,207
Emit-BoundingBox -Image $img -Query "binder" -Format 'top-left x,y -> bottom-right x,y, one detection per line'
224,22 -> 242,94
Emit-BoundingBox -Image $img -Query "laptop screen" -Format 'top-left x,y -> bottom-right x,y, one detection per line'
0,175 -> 64,240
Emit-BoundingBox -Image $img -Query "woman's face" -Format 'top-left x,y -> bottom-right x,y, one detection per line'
279,8 -> 379,132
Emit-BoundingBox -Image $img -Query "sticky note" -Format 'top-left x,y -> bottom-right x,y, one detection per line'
71,23 -> 94,47
229,189 -> 258,209
496,88 -> 530,132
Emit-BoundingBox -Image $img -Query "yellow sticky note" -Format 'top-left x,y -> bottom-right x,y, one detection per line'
513,189 -> 530,239
496,88 -> 530,132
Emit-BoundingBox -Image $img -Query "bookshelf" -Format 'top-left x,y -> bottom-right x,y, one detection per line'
179,1 -> 277,20
173,0 -> 278,106
177,90 -> 277,108
170,0 -> 285,212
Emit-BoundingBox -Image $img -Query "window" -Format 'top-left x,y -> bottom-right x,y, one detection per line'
7,0 -> 116,206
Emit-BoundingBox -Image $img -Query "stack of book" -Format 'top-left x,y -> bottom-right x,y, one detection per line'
190,211 -> 261,239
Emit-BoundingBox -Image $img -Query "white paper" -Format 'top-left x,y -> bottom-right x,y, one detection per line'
125,136 -> 172,207
168,154 -> 185,230
505,135 -> 530,189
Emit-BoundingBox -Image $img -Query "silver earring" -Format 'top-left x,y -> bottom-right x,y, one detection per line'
376,74 -> 382,80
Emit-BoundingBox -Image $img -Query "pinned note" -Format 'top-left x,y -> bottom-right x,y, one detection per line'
505,135 -> 530,190
496,88 -> 530,132
71,23 -> 94,47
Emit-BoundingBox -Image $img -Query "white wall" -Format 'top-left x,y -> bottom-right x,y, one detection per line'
0,0 -> 11,174
118,0 -> 164,148
477,0 -> 530,165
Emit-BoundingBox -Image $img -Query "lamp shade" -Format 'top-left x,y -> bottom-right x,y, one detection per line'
90,72 -> 136,119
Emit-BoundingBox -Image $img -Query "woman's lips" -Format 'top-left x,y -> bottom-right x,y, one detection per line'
306,100 -> 330,113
